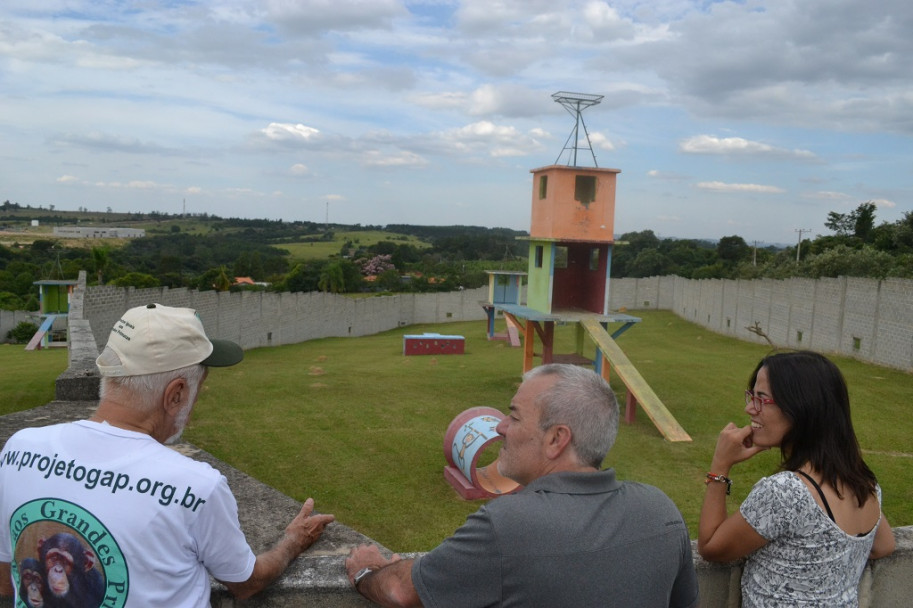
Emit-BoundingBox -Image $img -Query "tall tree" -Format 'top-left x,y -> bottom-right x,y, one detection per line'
318,261 -> 346,293
213,266 -> 232,291
716,235 -> 750,264
92,246 -> 110,285
852,201 -> 877,242
824,201 -> 877,242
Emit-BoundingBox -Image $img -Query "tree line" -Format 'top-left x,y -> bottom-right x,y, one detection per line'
2,201 -> 910,312
0,215 -> 530,310
613,203 -> 912,281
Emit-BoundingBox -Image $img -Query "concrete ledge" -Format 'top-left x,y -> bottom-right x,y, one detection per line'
55,319 -> 100,401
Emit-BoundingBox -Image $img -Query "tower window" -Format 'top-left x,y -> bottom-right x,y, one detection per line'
555,246 -> 568,269
575,175 -> 596,206
539,175 -> 548,199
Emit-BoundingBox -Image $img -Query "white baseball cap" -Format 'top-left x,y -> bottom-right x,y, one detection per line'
96,303 -> 243,377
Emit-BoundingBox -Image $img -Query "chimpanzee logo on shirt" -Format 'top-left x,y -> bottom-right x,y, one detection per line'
9,498 -> 128,608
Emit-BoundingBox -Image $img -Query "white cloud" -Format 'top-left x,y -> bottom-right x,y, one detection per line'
697,181 -> 785,194
52,132 -> 178,155
264,0 -> 406,34
125,181 -> 157,189
455,121 -> 518,139
491,147 -> 528,157
412,91 -> 467,111
581,1 -> 636,40
361,150 -> 428,168
680,135 -> 816,160
587,131 -> 616,151
261,123 -> 321,142
414,84 -> 554,118
424,120 -> 547,158
55,175 -> 162,190
647,169 -> 688,181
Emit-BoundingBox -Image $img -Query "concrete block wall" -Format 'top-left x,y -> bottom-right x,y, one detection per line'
83,285 -> 490,352
611,276 -> 913,372
810,278 -> 845,353
873,279 -> 913,369
14,273 -> 913,372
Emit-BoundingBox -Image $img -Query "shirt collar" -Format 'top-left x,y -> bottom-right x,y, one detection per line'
524,468 -> 620,495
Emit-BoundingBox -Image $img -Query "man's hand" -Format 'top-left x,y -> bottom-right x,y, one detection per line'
286,498 -> 336,553
344,544 -> 422,607
345,544 -> 401,585
222,498 -> 335,600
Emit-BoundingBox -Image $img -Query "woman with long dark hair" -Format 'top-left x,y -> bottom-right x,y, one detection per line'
698,351 -> 894,607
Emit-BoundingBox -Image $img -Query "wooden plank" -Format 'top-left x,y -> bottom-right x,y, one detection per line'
24,314 -> 56,352
580,318 -> 691,442
502,313 -> 522,347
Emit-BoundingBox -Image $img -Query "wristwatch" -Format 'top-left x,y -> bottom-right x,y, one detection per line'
353,567 -> 374,589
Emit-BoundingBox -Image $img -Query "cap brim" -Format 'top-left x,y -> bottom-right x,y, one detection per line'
201,339 -> 244,367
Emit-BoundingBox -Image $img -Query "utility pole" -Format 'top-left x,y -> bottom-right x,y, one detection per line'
795,228 -> 811,263
752,240 -> 758,266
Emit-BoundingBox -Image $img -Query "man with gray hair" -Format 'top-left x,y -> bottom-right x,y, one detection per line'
346,363 -> 698,607
0,303 -> 334,607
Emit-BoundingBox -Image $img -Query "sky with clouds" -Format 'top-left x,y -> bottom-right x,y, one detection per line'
1,0 -> 910,244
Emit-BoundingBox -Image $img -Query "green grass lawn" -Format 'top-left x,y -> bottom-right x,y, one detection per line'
185,310 -> 913,551
3,312 -> 910,552
0,344 -> 68,415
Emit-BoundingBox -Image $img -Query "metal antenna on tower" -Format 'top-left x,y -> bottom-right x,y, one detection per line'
552,91 -> 604,167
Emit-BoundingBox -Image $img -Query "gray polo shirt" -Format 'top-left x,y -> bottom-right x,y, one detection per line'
412,469 -> 699,607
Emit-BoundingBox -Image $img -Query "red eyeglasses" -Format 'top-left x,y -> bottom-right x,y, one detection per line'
745,390 -> 776,412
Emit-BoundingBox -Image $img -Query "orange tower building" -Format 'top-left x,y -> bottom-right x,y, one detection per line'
487,92 -> 690,442
525,164 -> 619,315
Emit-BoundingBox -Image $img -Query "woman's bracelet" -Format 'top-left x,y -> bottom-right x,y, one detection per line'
705,472 -> 732,495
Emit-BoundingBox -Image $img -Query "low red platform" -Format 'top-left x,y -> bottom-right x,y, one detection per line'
403,333 -> 465,355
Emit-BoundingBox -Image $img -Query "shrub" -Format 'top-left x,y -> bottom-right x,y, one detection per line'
110,272 -> 161,288
7,321 -> 38,344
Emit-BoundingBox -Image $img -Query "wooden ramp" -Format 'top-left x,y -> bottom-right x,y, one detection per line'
25,314 -> 57,351
503,313 -> 522,347
580,318 -> 691,442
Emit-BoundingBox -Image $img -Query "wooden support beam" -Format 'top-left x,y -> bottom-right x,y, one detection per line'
523,319 -> 535,373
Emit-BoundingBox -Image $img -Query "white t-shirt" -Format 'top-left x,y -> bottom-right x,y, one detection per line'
0,420 -> 256,607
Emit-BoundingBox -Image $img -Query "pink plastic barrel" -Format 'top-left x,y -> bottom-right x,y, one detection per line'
442,406 -> 521,499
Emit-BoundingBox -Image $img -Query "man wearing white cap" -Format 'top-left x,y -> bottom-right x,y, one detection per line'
0,303 -> 334,607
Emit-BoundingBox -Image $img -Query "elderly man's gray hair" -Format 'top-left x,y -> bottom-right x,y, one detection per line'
97,346 -> 207,413
524,364 -> 619,468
